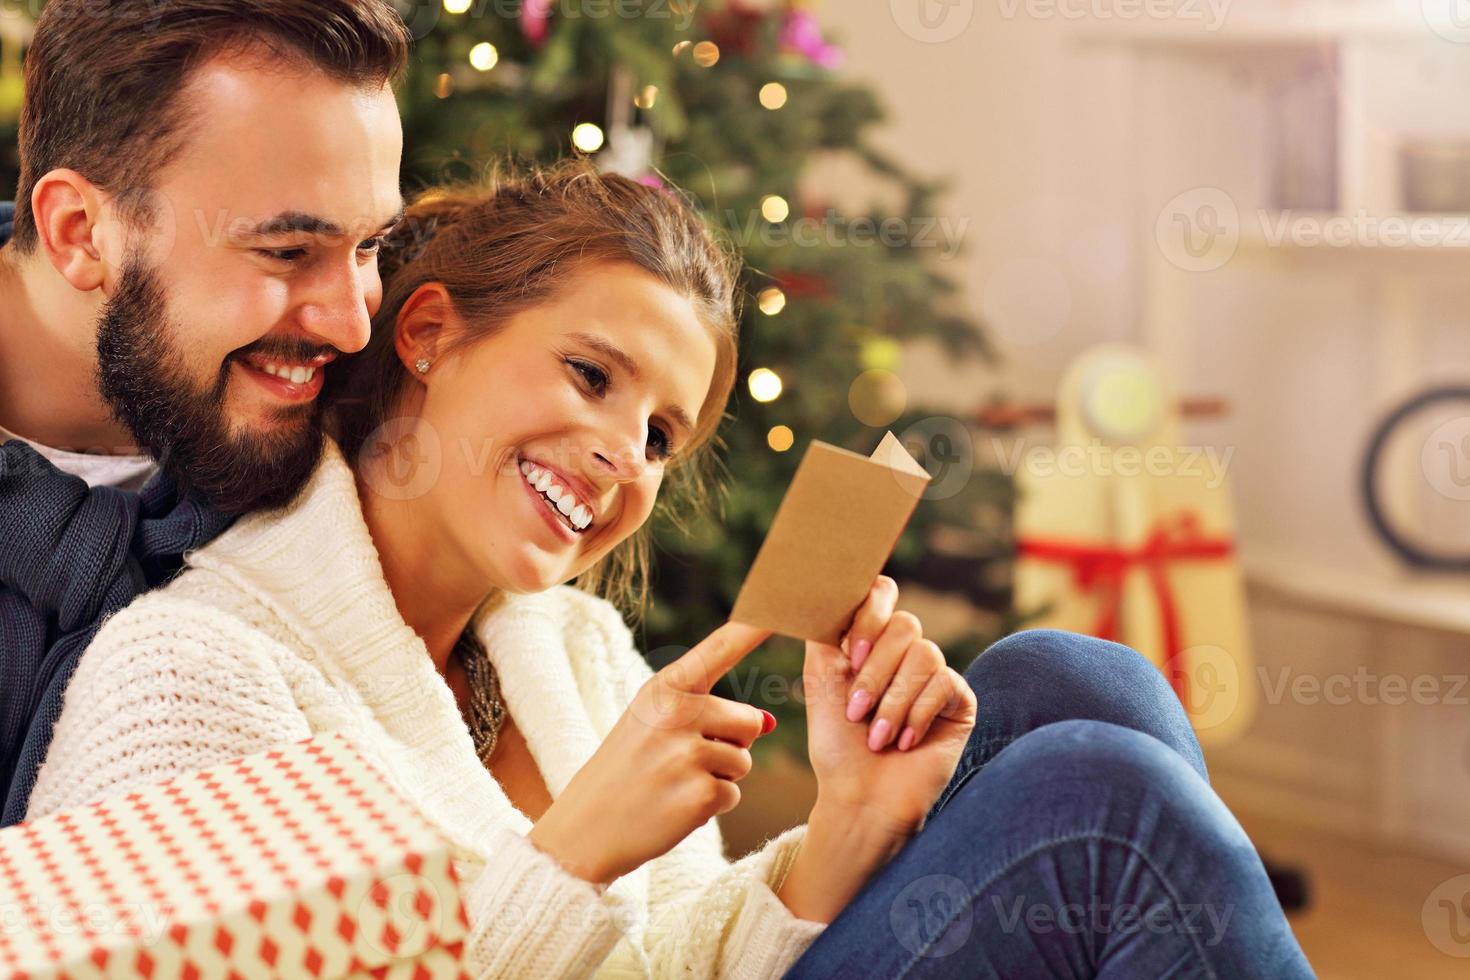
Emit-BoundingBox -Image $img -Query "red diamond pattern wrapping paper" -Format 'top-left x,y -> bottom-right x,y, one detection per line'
0,732 -> 473,979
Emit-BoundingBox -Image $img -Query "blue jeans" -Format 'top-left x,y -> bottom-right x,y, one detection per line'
783,629 -> 1315,979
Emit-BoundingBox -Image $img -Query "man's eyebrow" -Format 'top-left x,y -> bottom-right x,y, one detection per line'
567,331 -> 696,439
246,205 -> 407,239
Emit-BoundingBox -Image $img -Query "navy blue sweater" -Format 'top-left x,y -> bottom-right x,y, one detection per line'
0,202 -> 235,825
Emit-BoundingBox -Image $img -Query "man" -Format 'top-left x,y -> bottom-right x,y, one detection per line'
0,0 -> 411,825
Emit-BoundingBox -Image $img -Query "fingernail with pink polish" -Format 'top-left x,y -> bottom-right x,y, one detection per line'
898,726 -> 916,751
845,688 -> 872,723
850,639 -> 871,672
868,718 -> 891,752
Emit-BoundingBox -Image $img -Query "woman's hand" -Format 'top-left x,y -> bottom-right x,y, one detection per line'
801,575 -> 976,838
529,621 -> 776,886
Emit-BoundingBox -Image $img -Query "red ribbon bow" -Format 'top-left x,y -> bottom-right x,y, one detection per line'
1016,512 -> 1234,709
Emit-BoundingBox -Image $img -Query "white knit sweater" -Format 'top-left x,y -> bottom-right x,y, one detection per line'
26,439 -> 828,979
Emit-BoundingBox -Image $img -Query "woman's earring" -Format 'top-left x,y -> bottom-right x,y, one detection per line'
415,357 -> 432,375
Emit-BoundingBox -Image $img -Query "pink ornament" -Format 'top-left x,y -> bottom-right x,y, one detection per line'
780,10 -> 843,70
521,0 -> 551,45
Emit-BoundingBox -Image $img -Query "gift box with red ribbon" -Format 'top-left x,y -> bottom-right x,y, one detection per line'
0,732 -> 472,979
1012,345 -> 1258,746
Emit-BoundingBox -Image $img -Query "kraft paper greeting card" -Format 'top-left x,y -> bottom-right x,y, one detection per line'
731,431 -> 931,645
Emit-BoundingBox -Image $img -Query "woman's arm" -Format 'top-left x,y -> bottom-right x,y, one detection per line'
576,589 -> 835,980
776,799 -> 913,924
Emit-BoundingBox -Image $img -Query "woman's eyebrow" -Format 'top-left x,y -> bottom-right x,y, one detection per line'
566,331 -> 695,439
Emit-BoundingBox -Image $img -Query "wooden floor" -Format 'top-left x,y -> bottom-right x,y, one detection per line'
1236,814 -> 1468,980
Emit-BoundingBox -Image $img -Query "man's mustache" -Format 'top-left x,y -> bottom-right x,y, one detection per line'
230,338 -> 343,365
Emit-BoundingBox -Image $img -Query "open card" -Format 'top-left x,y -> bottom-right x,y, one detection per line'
730,431 -> 932,645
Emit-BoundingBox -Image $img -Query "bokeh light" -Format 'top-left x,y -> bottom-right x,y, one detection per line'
469,42 -> 499,72
748,368 -> 784,403
572,122 -> 606,153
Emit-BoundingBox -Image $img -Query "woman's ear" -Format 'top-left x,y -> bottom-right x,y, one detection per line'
393,282 -> 457,379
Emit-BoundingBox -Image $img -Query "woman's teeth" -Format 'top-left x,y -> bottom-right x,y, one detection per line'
254,360 -> 317,384
519,460 -> 593,532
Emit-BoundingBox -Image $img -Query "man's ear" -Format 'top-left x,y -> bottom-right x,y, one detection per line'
393,282 -> 458,379
30,169 -> 115,292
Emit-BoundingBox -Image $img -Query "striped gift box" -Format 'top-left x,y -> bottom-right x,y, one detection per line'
0,733 -> 472,979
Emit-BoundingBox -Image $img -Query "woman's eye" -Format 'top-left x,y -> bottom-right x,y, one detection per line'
649,426 -> 673,461
569,359 -> 609,393
568,357 -> 674,461
358,237 -> 385,256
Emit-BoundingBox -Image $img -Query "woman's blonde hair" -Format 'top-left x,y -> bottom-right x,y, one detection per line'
325,158 -> 743,626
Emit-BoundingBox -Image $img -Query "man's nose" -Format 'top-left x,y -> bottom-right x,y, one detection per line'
295,256 -> 373,354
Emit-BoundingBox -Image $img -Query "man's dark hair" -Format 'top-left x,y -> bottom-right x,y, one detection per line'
11,0 -> 412,254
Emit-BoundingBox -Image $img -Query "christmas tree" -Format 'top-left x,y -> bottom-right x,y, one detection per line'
397,0 -> 1015,756
0,1 -> 1017,759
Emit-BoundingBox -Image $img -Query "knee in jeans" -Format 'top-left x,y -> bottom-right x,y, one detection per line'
968,629 -> 1165,698
999,720 -> 1221,826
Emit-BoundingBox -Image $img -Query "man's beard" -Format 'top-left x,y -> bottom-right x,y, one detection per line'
95,256 -> 328,514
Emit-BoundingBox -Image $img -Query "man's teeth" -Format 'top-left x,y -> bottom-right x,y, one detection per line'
253,360 -> 317,384
519,460 -> 593,532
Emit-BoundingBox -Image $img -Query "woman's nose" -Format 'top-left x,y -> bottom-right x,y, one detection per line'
594,439 -> 648,483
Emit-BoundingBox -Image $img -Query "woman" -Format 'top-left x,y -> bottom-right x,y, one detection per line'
26,162 -> 1312,978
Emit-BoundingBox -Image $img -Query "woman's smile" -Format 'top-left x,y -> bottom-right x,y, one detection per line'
516,455 -> 587,544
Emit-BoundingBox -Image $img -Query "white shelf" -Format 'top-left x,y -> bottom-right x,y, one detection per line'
1243,547 -> 1470,637
1071,9 -> 1434,50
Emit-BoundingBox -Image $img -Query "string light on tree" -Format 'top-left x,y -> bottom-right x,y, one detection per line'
443,0 -> 471,12
748,368 -> 783,403
693,41 -> 720,67
672,40 -> 693,57
759,82 -> 788,110
760,194 -> 790,223
469,42 -> 499,72
757,287 -> 786,315
767,425 -> 795,452
635,85 -> 659,110
572,122 -> 606,153
434,73 -> 454,99
859,336 -> 903,372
